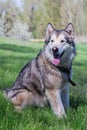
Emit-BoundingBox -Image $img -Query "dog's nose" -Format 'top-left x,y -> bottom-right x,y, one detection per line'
52,47 -> 58,53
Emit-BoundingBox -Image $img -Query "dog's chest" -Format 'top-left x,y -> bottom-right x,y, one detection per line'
41,66 -> 68,89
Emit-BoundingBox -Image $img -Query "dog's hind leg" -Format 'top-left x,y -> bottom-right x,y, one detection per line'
3,89 -> 34,110
12,90 -> 35,110
3,88 -> 47,110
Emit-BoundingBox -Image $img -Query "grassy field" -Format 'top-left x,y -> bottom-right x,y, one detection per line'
0,37 -> 87,130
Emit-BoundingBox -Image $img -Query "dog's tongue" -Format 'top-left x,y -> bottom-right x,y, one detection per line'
52,58 -> 60,66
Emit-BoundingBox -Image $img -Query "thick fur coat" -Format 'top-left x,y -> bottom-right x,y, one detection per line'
4,23 -> 76,118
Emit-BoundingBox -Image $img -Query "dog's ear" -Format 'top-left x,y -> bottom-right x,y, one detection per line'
45,23 -> 54,44
65,23 -> 74,39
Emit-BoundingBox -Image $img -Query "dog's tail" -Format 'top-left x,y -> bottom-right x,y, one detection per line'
1,87 -> 10,99
0,87 -> 10,101
2,87 -> 17,100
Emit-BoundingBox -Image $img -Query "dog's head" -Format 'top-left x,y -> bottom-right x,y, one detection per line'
43,23 -> 76,66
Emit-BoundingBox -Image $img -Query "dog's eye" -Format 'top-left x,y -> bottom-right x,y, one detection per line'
61,40 -> 65,43
51,39 -> 54,42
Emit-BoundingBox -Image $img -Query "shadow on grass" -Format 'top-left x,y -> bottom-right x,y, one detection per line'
0,44 -> 40,53
70,95 -> 87,109
74,61 -> 87,66
0,55 -> 32,67
0,55 -> 32,62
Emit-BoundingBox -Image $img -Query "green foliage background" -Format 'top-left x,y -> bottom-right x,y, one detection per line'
0,0 -> 87,38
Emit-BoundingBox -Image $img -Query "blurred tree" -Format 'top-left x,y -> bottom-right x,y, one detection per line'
0,19 -> 4,36
0,0 -> 19,36
22,0 -> 35,31
11,19 -> 32,40
0,0 -> 87,39
60,0 -> 86,35
33,0 -> 61,38
83,0 -> 87,34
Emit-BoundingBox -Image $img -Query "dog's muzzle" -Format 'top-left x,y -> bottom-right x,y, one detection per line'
52,47 -> 59,59
52,47 -> 65,66
52,47 -> 64,59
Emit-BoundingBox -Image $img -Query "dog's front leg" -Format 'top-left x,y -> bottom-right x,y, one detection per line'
61,70 -> 72,110
46,88 -> 66,118
61,83 -> 70,110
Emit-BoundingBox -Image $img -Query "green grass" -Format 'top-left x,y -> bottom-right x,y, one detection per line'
0,37 -> 87,130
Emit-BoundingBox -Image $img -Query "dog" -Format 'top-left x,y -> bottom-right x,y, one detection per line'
3,23 -> 76,118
